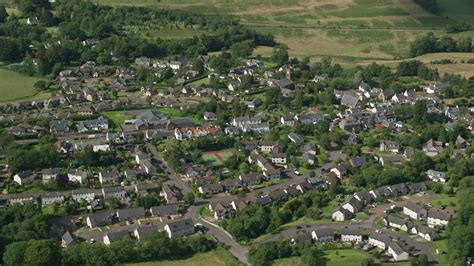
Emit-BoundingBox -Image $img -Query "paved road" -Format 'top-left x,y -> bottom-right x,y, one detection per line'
186,204 -> 249,265
146,143 -> 191,194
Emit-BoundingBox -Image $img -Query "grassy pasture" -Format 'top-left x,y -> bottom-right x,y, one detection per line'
0,68 -> 49,103
123,248 -> 242,266
273,249 -> 375,266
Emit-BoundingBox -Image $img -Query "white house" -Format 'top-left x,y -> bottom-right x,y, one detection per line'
164,218 -> 194,238
340,228 -> 363,243
311,228 -> 334,243
427,209 -> 452,228
403,202 -> 427,220
67,169 -> 88,184
388,242 -> 409,261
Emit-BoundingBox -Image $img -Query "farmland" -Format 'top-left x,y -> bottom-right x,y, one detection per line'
89,0 -> 474,71
0,68 -> 49,103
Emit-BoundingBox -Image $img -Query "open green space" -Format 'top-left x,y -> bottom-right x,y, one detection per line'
0,68 -> 48,103
273,249 -> 374,266
123,248 -> 242,266
202,153 -> 222,167
102,111 -> 134,127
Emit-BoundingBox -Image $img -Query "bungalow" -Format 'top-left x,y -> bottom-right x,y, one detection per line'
342,196 -> 363,213
340,228 -> 363,243
203,112 -> 217,121
150,204 -> 180,218
288,133 -> 304,145
13,170 -> 36,185
41,192 -> 65,206
354,190 -> 374,205
42,168 -> 61,183
134,225 -> 158,241
49,119 -> 71,134
411,225 -> 438,242
239,173 -> 261,186
103,230 -> 130,245
423,139 -> 445,157
67,169 -> 88,184
426,169 -> 447,183
231,198 -> 248,211
86,212 -> 114,228
268,189 -> 288,203
209,201 -> 234,220
380,140 -> 400,153
256,196 -> 273,206
349,156 -> 367,168
330,165 -> 347,179
378,154 -> 404,166
220,178 -> 241,192
116,207 -> 146,221
388,242 -> 409,261
407,182 -> 427,194
71,189 -> 95,202
102,187 -> 126,200
7,194 -> 36,205
161,184 -> 178,203
280,115 -> 295,126
294,113 -> 325,125
427,209 -> 453,228
76,116 -> 108,132
332,207 -> 354,221
383,215 -> 413,232
164,218 -> 195,238
198,183 -> 224,196
341,92 -> 360,108
99,169 -> 119,184
311,228 -> 335,243
61,231 -> 78,248
403,202 -> 427,220
368,233 -> 392,250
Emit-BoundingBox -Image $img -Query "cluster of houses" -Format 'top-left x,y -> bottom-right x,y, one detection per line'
0,182 -> 164,208
293,227 -> 411,262
208,178 -> 324,220
332,182 -> 428,221
63,216 -> 195,247
382,201 -> 453,242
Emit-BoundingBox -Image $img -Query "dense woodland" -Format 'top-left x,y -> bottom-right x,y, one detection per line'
0,0 -> 274,76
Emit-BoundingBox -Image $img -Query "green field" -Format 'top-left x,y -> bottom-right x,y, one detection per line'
0,68 -> 49,102
102,111 -> 134,128
273,249 -> 373,266
123,248 -> 242,266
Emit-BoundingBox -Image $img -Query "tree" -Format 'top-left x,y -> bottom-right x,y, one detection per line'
411,100 -> 428,126
17,0 -> 51,16
23,240 -> 62,266
0,4 -> 8,23
271,46 -> 289,66
183,192 -> 195,205
301,247 -> 323,266
230,40 -> 253,58
34,80 -> 48,90
0,37 -> 20,62
3,241 -> 28,266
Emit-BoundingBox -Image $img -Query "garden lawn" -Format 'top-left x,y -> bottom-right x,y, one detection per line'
0,68 -> 48,102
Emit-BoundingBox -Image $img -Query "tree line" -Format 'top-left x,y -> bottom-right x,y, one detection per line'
409,33 -> 472,57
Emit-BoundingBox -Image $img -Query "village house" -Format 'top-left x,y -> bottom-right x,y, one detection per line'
86,212 -> 114,228
116,207 -> 146,222
311,228 -> 335,243
133,225 -> 158,241
209,201 -> 234,220
368,233 -> 392,250
332,207 -> 354,221
403,202 -> 427,220
41,192 -> 65,206
379,140 -> 400,153
388,242 -> 409,261
426,169 -> 448,183
150,204 -> 180,218
330,165 -> 347,179
239,173 -> 261,186
103,230 -> 130,245
99,168 -> 120,185
411,225 -> 439,242
198,183 -> 224,196
102,186 -> 127,200
61,231 -> 78,248
423,139 -> 445,157
427,209 -> 453,228
383,215 -> 413,232
13,170 -> 36,185
67,169 -> 88,184
341,196 -> 363,214
71,189 -> 95,202
41,168 -> 62,183
340,228 -> 363,243
164,218 -> 194,238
